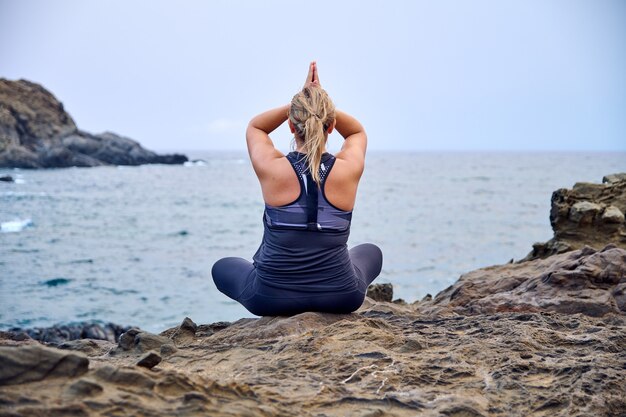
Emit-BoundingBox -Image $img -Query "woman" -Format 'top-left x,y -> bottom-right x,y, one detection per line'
212,62 -> 382,316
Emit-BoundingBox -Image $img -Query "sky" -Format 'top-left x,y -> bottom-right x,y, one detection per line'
1,0 -> 625,152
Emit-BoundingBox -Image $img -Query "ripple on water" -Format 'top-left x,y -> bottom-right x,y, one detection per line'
41,278 -> 72,287
62,259 -> 94,265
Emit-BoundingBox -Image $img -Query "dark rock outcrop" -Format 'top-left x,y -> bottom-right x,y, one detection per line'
525,174 -> 626,260
7,321 -> 132,345
0,79 -> 187,168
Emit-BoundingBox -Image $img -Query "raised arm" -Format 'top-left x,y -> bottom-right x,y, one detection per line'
334,110 -> 367,175
246,105 -> 289,179
246,61 -> 321,178
304,62 -> 367,173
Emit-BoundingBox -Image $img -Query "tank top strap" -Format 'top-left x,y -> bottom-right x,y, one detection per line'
286,152 -> 336,231
286,152 -> 335,187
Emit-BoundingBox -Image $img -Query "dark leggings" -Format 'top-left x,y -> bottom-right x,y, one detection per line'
212,243 -> 383,316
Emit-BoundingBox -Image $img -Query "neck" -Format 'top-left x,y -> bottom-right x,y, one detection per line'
294,140 -> 327,154
295,147 -> 327,153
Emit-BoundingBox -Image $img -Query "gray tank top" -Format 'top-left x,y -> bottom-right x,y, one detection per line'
252,152 -> 358,293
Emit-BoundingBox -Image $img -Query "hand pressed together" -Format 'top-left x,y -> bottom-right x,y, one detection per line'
303,61 -> 321,90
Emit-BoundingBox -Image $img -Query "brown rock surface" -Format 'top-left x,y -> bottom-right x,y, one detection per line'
0,78 -> 187,168
525,174 -> 626,260
423,244 -> 626,317
0,306 -> 624,416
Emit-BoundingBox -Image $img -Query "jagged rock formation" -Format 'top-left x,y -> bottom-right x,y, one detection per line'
0,79 -> 187,168
525,174 -> 626,260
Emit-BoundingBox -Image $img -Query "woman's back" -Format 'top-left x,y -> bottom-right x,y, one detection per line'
254,151 -> 356,294
212,62 -> 382,316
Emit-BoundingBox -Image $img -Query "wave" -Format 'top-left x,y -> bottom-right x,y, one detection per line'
183,159 -> 208,167
1,218 -> 33,233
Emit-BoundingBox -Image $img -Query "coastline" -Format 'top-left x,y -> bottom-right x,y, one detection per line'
1,174 -> 625,416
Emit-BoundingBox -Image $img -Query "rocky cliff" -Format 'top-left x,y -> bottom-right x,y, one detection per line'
524,174 -> 626,260
0,79 -> 187,168
1,176 -> 626,416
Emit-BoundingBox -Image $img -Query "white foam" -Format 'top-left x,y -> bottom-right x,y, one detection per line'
184,160 -> 208,167
1,218 -> 33,233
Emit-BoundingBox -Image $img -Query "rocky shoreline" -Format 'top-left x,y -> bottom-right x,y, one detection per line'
1,174 -> 625,416
0,79 -> 187,168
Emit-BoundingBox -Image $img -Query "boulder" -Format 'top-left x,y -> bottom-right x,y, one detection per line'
569,201 -> 602,224
602,206 -> 625,224
366,283 -> 393,302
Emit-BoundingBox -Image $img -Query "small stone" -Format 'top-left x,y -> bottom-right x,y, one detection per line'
160,343 -> 178,357
170,317 -> 198,345
118,329 -> 141,350
602,206 -> 625,224
136,351 -> 162,369
179,317 -> 197,333
0,175 -> 14,182
366,283 -> 393,302
65,378 -> 104,397
134,332 -> 170,353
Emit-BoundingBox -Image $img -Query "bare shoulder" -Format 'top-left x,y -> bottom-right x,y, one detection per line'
257,156 -> 301,206
324,155 -> 364,211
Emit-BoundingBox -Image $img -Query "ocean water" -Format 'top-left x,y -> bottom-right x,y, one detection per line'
1,151 -> 625,333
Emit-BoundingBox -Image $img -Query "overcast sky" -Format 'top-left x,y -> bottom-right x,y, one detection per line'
1,0 -> 625,152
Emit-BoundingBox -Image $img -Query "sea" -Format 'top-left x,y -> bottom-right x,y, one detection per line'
1,151 -> 625,333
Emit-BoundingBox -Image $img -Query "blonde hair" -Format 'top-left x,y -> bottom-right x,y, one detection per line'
289,86 -> 336,185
